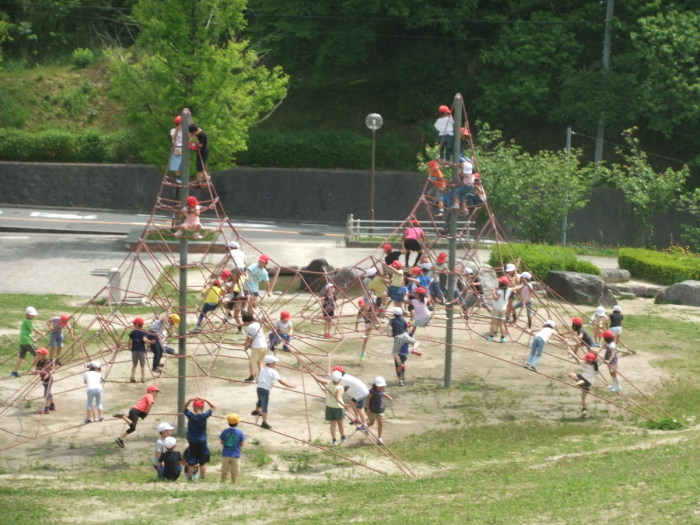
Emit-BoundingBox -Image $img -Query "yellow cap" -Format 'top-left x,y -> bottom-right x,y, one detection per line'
169,313 -> 181,324
227,413 -> 240,425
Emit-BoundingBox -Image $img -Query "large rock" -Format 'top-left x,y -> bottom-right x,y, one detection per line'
656,280 -> 700,307
609,283 -> 666,299
545,271 -> 617,306
600,268 -> 631,283
299,258 -> 333,293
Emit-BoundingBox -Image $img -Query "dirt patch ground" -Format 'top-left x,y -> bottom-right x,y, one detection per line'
0,296 -> 696,480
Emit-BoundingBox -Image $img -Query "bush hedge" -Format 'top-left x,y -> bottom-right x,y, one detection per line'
618,248 -> 700,285
0,128 -> 136,163
489,244 -> 601,279
237,130 -> 416,170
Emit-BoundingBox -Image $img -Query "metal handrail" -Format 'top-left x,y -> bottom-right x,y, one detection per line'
345,214 -> 477,243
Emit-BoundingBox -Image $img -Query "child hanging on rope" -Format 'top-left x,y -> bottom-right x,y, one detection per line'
194,279 -> 223,332
425,160 -> 447,217
567,349 -> 599,417
269,310 -> 293,353
366,267 -> 389,313
251,355 -> 296,430
407,287 -> 432,336
523,320 -> 567,372
114,385 -> 160,448
589,306 -> 609,346
321,283 -> 337,339
183,397 -> 216,481
31,347 -> 55,414
602,330 -> 622,392
389,307 -> 420,386
46,313 -> 73,365
173,195 -> 218,239
386,260 -> 408,311
365,376 -> 393,445
402,220 -> 425,267
570,317 -> 594,356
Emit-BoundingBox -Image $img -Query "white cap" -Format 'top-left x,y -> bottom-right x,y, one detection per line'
392,307 -> 404,316
421,263 -> 432,270
544,320 -> 556,328
163,436 -> 177,449
324,283 -> 336,290
505,263 -> 516,272
612,305 -> 621,312
464,267 -> 474,275
90,360 -> 101,369
521,271 -> 532,280
595,306 -> 605,316
227,241 -> 240,250
331,370 -> 343,382
375,376 -> 387,387
365,268 -> 377,277
157,422 -> 175,433
25,306 -> 38,316
264,355 -> 279,364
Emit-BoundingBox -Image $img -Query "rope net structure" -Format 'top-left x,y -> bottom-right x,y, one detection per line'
0,118 -> 671,478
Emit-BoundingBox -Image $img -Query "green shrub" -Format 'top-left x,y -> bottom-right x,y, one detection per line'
72,48 -> 95,69
618,247 -> 700,285
489,244 -> 601,279
237,130 -> 415,170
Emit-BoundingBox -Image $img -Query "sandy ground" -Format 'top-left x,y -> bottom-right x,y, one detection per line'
1,292 -> 695,481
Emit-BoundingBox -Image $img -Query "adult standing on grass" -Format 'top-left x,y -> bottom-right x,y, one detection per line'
11,306 -> 42,377
114,385 -> 160,448
183,397 -> 216,481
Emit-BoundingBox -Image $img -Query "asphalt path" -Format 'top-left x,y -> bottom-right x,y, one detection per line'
0,206 -> 373,296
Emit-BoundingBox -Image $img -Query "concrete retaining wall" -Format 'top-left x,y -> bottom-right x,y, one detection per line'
0,162 -> 690,246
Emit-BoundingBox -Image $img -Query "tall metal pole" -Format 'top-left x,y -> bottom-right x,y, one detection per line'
370,129 -> 376,227
177,108 -> 191,436
594,0 -> 615,166
444,93 -> 463,388
562,126 -> 572,247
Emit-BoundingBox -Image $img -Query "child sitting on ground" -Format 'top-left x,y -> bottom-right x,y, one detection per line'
159,436 -> 183,481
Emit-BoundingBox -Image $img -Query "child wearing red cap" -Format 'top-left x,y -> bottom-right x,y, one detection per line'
128,318 -> 149,383
114,385 -> 160,448
31,348 -> 56,414
407,287 -> 431,337
172,195 -> 218,239
46,314 -> 74,365
402,220 -> 425,267
245,254 -> 271,308
269,310 -> 293,353
382,244 -> 401,268
386,260 -> 407,310
434,105 -> 454,160
602,330 -> 622,392
194,279 -> 223,332
567,349 -> 599,416
487,277 -> 514,343
183,397 -> 216,481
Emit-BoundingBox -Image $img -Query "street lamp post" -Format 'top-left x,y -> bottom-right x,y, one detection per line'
365,113 -> 383,229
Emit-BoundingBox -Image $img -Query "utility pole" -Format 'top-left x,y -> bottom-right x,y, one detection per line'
594,0 -> 615,166
177,108 -> 191,436
562,125 -> 572,247
444,93 -> 463,388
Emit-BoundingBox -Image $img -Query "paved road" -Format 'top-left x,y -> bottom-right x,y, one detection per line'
0,206 -> 374,296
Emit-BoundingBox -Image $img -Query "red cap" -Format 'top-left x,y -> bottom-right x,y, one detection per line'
411,219 -> 420,226
382,243 -> 392,253
415,287 -> 427,294
174,116 -> 182,124
332,365 -> 344,373
36,347 -> 49,356
438,105 -> 451,114
186,196 -> 198,206
357,299 -> 365,307
436,253 -> 447,263
133,317 -> 144,327
584,352 -> 597,362
221,269 -> 232,278
497,276 -> 510,286
59,314 -> 70,326
147,385 -> 160,393
212,279 -> 221,286
258,254 -> 270,263
280,310 -> 291,321
188,141 -> 198,150
193,399 -> 205,408
428,160 -> 439,170
602,330 -> 614,340
571,317 -> 583,326
474,172 -> 481,180
390,260 -> 403,269
410,267 -> 421,275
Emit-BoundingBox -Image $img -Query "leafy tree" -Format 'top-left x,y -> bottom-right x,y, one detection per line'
107,0 -> 288,168
603,127 -> 690,247
473,124 -> 595,244
679,188 -> 700,252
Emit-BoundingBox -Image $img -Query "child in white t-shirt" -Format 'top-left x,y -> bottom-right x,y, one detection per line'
83,361 -> 104,423
251,355 -> 295,430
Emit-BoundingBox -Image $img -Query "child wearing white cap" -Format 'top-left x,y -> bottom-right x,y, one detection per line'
159,436 -> 183,481
589,306 -> 609,347
309,368 -> 348,445
524,321 -> 567,372
365,377 -> 394,445
83,361 -> 104,424
251,355 -> 295,430
11,307 -> 43,377
153,421 -> 175,479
